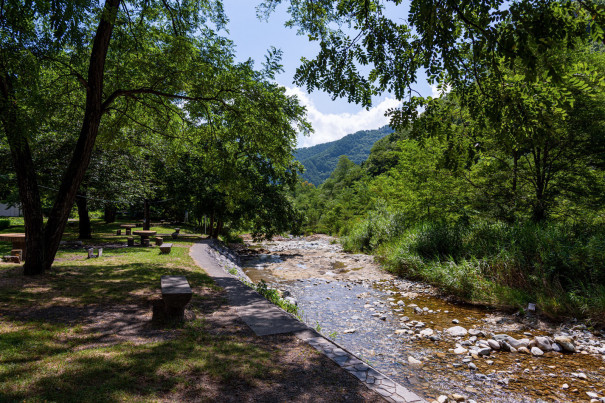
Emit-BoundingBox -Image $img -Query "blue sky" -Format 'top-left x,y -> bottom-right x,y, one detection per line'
222,1 -> 436,147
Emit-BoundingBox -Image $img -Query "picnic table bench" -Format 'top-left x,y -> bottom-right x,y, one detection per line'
159,243 -> 172,254
120,224 -> 136,235
152,275 -> 192,322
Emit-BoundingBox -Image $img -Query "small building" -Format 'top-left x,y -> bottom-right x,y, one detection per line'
0,203 -> 21,217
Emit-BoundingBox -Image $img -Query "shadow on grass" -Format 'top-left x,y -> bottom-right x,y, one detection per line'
0,233 -> 378,402
0,316 -> 374,403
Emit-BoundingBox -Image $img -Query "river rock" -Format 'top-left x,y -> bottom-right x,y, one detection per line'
554,335 -> 576,353
498,335 -> 529,349
420,328 -> 434,337
477,347 -> 491,356
469,328 -> 483,337
518,347 -> 531,354
447,326 -> 468,337
408,356 -> 423,367
454,346 -> 468,354
534,336 -> 553,352
343,328 -> 356,334
468,362 -> 478,370
487,339 -> 500,350
414,307 -> 423,314
284,296 -> 297,306
587,392 -> 600,399
437,395 -> 448,403
531,347 -> 544,356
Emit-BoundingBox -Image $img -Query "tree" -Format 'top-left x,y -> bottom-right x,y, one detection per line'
413,44 -> 605,221
161,78 -> 310,240
0,0 -> 303,274
261,0 -> 604,124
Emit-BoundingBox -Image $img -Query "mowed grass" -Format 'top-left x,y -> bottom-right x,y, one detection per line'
0,220 -> 281,402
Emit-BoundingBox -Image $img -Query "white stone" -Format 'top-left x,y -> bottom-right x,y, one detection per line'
454,346 -> 468,354
586,392 -> 599,399
420,328 -> 434,337
408,356 -> 423,367
446,326 -> 468,337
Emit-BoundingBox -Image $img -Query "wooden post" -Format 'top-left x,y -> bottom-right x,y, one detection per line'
127,237 -> 134,247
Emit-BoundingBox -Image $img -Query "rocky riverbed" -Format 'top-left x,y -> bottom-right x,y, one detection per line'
224,235 -> 605,402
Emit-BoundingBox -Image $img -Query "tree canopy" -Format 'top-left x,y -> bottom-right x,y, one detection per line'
261,0 -> 604,124
1,0 -> 309,274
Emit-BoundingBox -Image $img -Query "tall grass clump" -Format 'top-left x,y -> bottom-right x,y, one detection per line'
346,215 -> 605,324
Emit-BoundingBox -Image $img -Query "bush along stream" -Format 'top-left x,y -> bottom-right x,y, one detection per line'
225,235 -> 605,403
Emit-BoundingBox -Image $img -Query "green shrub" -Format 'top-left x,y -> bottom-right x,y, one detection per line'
253,280 -> 299,317
341,208 -> 406,252
413,222 -> 464,260
0,219 -> 9,230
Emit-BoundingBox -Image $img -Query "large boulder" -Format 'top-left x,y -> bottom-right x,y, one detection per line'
534,336 -> 553,352
554,335 -> 576,353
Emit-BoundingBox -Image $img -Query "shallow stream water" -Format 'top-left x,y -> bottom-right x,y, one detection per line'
239,236 -> 605,402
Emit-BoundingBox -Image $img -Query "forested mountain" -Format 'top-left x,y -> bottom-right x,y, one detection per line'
295,126 -> 393,185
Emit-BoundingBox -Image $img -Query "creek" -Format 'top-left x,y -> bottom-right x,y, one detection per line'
237,235 -> 605,403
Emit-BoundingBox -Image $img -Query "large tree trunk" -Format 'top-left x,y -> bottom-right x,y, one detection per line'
2,0 -> 120,274
41,0 -> 120,273
0,74 -> 46,275
76,192 -> 92,239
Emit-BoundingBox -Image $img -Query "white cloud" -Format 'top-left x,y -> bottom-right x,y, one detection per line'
286,87 -> 401,148
430,84 -> 452,98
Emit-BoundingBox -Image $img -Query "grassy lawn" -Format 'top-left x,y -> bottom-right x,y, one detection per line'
0,219 -> 375,402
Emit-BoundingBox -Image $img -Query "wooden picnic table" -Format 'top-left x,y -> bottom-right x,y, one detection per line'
132,230 -> 156,246
0,233 -> 26,260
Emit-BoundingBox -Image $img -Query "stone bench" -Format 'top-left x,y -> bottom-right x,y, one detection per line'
152,275 -> 192,322
86,248 -> 103,258
159,243 -> 173,254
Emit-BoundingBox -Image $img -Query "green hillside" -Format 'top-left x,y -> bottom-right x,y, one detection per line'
295,126 -> 393,185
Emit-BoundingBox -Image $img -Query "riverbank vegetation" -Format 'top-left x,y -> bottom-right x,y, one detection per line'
292,39 -> 605,324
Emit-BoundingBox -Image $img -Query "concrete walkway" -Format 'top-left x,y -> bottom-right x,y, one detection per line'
190,240 -> 425,403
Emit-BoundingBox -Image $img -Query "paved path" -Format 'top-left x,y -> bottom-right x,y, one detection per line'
190,240 -> 425,403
